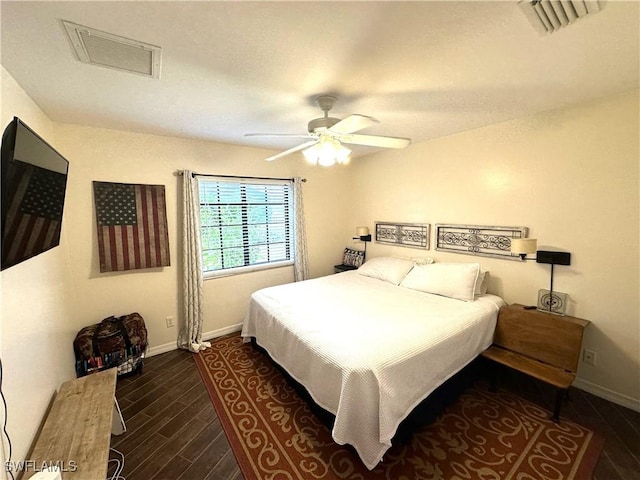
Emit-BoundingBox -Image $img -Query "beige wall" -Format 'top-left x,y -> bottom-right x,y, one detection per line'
348,89 -> 640,408
52,123 -> 353,350
2,62 -> 638,468
0,66 -> 77,474
1,66 -> 353,465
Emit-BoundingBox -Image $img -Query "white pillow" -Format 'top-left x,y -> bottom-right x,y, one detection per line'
410,256 -> 435,265
474,270 -> 490,296
357,257 -> 415,285
400,263 -> 480,301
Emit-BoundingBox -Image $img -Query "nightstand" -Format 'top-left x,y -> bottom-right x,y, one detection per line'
481,303 -> 590,422
334,264 -> 357,274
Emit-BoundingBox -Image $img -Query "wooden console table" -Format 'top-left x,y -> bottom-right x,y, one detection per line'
23,368 -> 118,479
481,303 -> 589,422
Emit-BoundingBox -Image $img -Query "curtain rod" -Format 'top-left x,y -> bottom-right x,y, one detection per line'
174,171 -> 306,182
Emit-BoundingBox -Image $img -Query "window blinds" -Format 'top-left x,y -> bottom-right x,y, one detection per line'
198,177 -> 293,274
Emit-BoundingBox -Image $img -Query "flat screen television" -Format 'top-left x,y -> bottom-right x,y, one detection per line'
1,117 -> 69,270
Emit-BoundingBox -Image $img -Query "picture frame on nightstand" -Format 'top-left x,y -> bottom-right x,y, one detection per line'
537,289 -> 568,315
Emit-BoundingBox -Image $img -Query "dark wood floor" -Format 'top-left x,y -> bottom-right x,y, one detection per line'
111,347 -> 640,480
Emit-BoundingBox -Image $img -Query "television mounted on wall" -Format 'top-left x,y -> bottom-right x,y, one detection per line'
1,117 -> 69,270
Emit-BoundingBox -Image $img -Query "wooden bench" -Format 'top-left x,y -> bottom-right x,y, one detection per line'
481,303 -> 589,422
22,368 -> 119,479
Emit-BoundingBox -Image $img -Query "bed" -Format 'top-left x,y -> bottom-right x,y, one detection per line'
241,257 -> 505,470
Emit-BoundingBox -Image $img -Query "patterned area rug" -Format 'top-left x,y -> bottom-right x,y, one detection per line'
194,333 -> 603,480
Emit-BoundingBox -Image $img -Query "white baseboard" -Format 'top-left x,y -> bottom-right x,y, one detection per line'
573,378 -> 640,412
147,341 -> 179,357
147,323 -> 243,357
202,323 -> 243,342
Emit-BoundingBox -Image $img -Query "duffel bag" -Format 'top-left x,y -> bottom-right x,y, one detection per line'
74,312 -> 148,377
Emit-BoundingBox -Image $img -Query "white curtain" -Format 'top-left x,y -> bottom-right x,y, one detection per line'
293,177 -> 309,282
178,170 -> 211,352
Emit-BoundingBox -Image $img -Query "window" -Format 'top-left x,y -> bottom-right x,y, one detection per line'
198,177 -> 294,277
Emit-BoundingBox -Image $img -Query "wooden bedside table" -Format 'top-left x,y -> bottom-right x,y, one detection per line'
334,264 -> 357,273
481,303 -> 590,422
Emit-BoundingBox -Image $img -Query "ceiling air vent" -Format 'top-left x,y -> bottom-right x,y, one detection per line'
62,20 -> 162,79
517,0 -> 601,35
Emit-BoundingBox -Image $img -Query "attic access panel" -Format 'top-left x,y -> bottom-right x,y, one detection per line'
62,20 -> 162,79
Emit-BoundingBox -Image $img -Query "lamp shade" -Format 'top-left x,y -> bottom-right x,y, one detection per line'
356,226 -> 370,237
511,238 -> 537,254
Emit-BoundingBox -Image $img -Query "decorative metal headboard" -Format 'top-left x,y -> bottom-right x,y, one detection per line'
375,222 -> 430,249
435,224 -> 528,260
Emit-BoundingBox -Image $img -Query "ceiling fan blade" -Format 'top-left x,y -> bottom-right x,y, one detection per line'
328,114 -> 379,135
245,133 -> 314,139
264,140 -> 319,162
340,133 -> 411,149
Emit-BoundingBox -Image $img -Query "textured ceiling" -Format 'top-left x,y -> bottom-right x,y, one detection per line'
1,1 -> 638,159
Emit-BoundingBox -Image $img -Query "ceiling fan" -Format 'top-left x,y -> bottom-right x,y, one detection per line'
245,95 -> 411,165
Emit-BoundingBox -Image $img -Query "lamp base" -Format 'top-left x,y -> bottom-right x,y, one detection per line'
537,289 -> 568,315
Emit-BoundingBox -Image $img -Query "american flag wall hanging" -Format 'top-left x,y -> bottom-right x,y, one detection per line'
93,181 -> 170,272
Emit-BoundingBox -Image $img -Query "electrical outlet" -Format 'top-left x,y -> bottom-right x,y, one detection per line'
165,316 -> 175,328
583,349 -> 597,366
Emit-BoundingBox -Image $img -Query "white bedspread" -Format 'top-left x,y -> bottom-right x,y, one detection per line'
241,271 -> 505,470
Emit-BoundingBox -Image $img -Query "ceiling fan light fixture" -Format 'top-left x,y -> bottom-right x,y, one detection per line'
303,135 -> 351,167
249,94 -> 410,163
